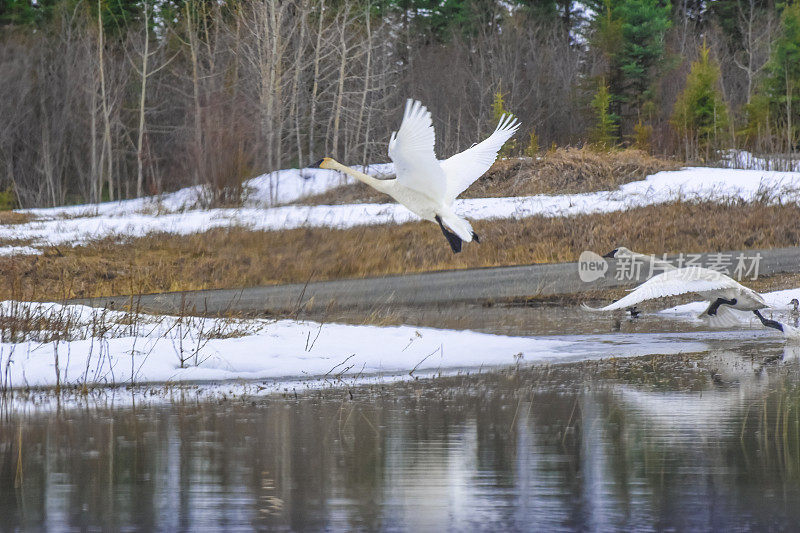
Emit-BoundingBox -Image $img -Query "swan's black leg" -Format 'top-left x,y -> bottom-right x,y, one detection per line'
627,306 -> 640,319
706,297 -> 737,316
471,231 -> 480,244
435,215 -> 462,254
753,310 -> 785,332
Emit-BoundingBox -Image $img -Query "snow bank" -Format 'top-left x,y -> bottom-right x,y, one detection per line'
21,163 -> 393,220
0,301 -> 714,390
3,166 -> 799,254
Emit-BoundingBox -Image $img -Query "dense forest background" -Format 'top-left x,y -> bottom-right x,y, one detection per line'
1,0 -> 799,208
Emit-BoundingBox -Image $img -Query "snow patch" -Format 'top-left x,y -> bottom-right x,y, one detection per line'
0,300 -> 719,390
21,164 -> 394,220
718,150 -> 800,172
2,166 -> 799,254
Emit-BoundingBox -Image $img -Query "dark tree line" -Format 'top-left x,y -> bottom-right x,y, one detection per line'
0,0 -> 798,208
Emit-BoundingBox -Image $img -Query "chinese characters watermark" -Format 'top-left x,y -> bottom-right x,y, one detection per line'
578,251 -> 762,283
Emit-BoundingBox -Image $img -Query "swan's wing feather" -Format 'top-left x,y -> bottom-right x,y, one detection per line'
440,114 -> 520,202
706,305 -> 743,328
387,99 -> 446,200
586,268 -> 742,312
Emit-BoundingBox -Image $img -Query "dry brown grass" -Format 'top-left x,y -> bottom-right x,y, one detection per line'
2,198 -> 799,301
0,211 -> 34,225
299,147 -> 680,205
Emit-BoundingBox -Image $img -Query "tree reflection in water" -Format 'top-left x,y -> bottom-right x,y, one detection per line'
2,347 -> 800,531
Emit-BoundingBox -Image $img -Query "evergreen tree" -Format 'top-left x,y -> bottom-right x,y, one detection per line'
671,41 -> 730,160
492,87 -> 517,157
589,80 -> 619,148
1,0 -> 142,30
632,119 -> 652,151
524,129 -> 540,157
592,0 -> 671,132
762,2 -> 800,153
742,93 -> 774,152
380,0 -> 500,41
1,0 -> 38,26
615,0 -> 671,113
518,0 -> 582,39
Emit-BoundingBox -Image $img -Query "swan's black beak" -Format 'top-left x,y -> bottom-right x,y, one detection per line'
602,249 -> 618,258
309,159 -> 325,169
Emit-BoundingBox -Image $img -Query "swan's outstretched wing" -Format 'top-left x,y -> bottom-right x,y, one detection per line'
582,268 -> 743,312
388,100 -> 447,200
440,114 -> 520,202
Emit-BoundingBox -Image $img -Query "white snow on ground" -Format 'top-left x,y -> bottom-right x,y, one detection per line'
21,163 -> 393,219
0,300 -> 713,390
2,166 -> 799,254
0,245 -> 42,256
718,149 -> 800,172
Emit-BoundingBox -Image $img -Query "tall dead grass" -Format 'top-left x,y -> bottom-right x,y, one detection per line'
0,212 -> 34,225
299,147 -> 681,205
1,199 -> 798,301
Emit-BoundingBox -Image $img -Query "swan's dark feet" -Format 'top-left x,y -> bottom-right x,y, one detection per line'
706,297 -> 737,316
471,231 -> 480,244
753,310 -> 785,332
627,306 -> 640,319
435,215 -> 462,254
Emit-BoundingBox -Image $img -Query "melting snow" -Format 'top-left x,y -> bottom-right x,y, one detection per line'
1,166 -> 798,254
0,300 -> 719,390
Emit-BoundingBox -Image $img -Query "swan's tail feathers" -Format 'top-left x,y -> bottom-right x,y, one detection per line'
438,212 -> 474,243
703,305 -> 742,328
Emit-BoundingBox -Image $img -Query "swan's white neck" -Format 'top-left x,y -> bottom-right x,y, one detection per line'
327,159 -> 392,194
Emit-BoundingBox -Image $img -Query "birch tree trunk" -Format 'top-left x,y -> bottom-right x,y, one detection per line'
331,4 -> 349,159
136,2 -> 150,197
307,0 -> 325,164
98,0 -> 114,201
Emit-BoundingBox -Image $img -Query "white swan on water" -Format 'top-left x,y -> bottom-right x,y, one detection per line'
310,99 -> 520,253
583,247 -> 800,339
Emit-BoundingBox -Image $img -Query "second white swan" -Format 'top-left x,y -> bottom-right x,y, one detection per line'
583,247 -> 800,338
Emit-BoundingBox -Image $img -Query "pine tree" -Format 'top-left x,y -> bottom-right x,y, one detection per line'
590,80 -> 619,149
632,120 -> 652,151
492,87 -> 517,157
1,0 -> 141,30
524,129 -> 540,158
593,0 -> 671,132
671,41 -> 730,161
762,2 -> 800,155
742,93 -> 773,153
0,0 -> 38,26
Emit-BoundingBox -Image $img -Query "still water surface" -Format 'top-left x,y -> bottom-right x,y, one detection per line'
3,342 -> 800,531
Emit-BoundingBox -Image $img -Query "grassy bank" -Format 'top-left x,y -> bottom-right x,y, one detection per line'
298,148 -> 680,205
2,198 -> 799,301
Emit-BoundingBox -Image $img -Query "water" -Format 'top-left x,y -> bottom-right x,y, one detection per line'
3,343 -> 800,531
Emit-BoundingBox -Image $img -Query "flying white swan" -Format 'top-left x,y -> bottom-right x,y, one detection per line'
310,99 -> 520,253
583,247 -> 800,338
